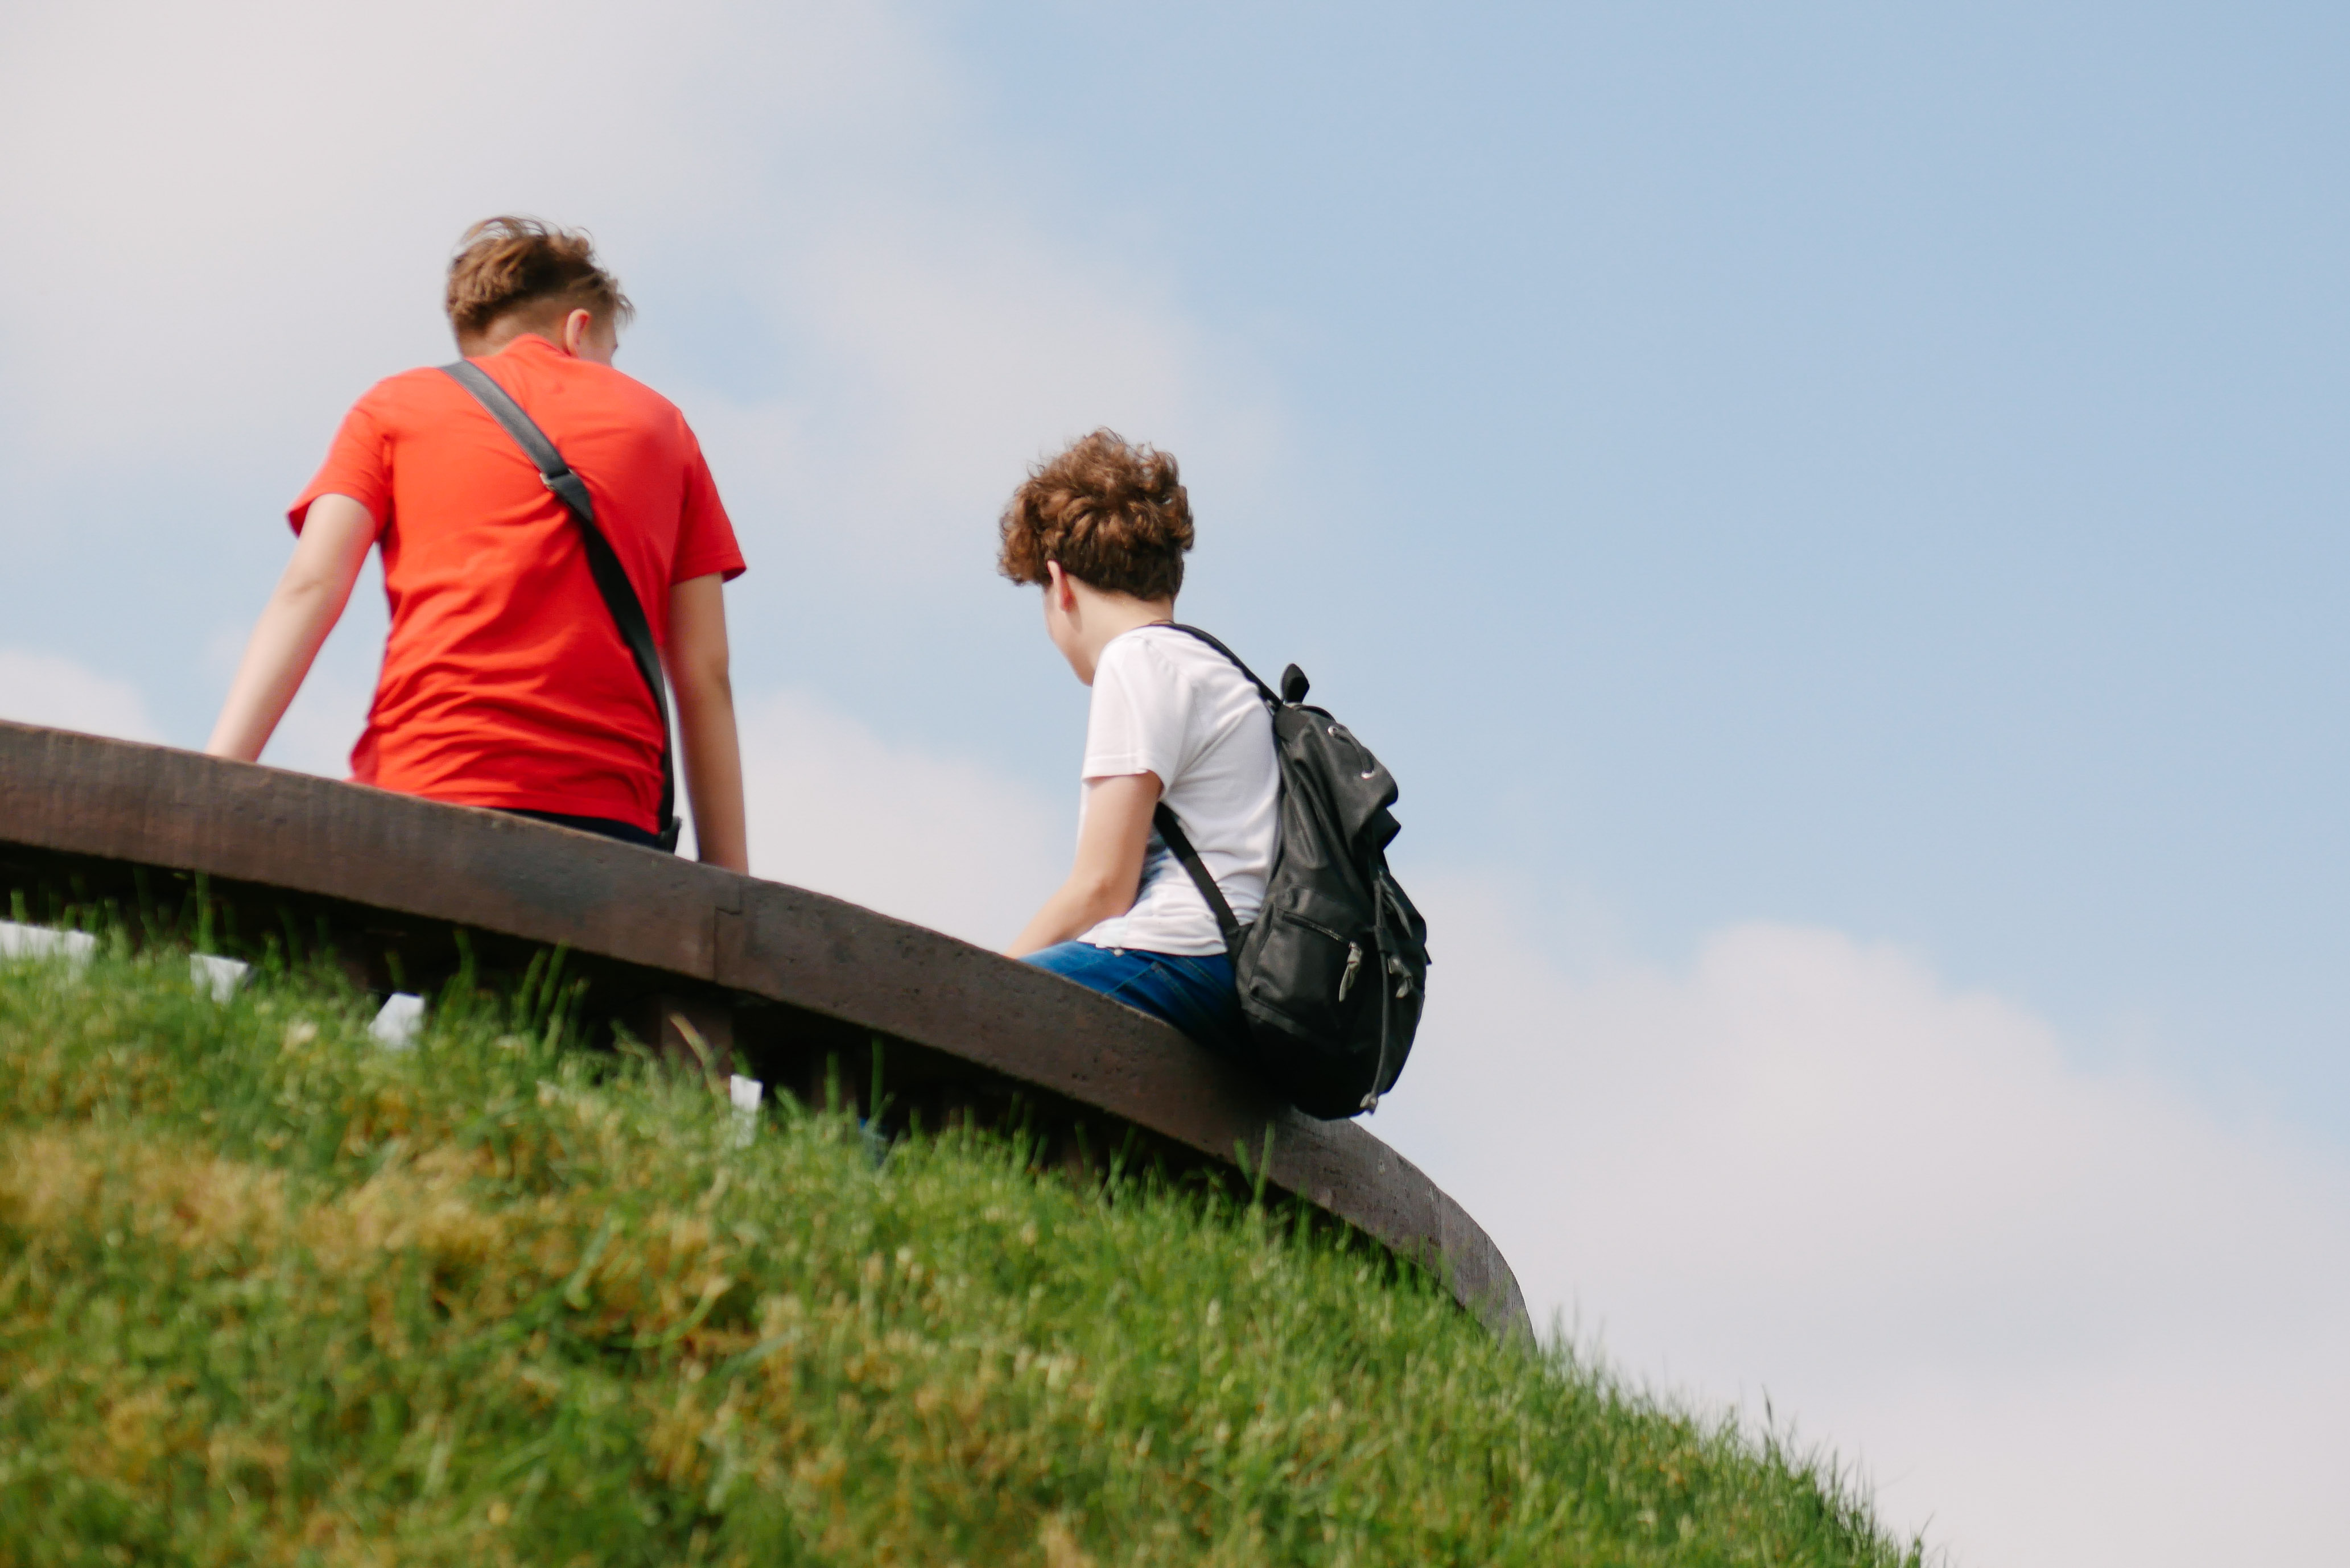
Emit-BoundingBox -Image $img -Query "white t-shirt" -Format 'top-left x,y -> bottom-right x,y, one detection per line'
1077,625 -> 1279,956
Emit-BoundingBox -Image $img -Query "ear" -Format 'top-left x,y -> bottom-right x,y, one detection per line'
1045,560 -> 1073,609
561,308 -> 595,356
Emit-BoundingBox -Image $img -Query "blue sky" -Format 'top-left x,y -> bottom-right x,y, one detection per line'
2,3 -> 2346,1561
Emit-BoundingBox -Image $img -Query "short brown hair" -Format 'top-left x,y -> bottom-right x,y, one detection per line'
445,216 -> 634,340
998,430 -> 1194,600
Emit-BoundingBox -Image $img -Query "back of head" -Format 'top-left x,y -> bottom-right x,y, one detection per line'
446,216 -> 634,346
999,429 -> 1194,600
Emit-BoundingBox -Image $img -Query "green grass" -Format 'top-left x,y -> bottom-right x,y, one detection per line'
0,945 -> 1924,1567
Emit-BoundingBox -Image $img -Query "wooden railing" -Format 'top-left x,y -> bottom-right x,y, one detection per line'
0,720 -> 1529,1338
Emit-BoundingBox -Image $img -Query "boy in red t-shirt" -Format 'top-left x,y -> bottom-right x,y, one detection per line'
207,217 -> 749,870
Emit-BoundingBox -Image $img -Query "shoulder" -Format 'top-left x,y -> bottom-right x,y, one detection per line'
1123,625 -> 1219,662
1122,628 -> 1256,696
315,367 -> 463,449
349,364 -> 461,417
582,362 -> 688,425
1089,634 -> 1193,728
1097,627 -> 1202,686
1096,629 -> 1263,724
568,365 -> 712,461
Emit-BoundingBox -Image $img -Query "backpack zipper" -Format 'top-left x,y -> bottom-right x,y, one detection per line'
1388,955 -> 1413,998
1338,942 -> 1363,1002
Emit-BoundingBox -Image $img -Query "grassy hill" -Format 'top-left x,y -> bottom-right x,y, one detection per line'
0,946 -> 1924,1567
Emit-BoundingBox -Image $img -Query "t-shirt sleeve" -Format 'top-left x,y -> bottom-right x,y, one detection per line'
670,423 -> 747,584
287,396 -> 395,535
1082,638 -> 1188,783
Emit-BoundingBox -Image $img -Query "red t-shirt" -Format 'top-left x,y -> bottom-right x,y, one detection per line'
291,336 -> 746,831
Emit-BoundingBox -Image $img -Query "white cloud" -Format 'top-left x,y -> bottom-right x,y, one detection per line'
1372,877 -> 2350,1568
732,687 -> 1062,950
0,0 -> 767,464
10,616 -> 2347,1566
7,3 -> 2341,1563
255,661 -> 373,782
0,0 -> 1186,941
683,211 -> 1283,589
0,0 -> 1254,899
0,649 -> 164,742
196,582 -> 385,783
718,719 -> 2350,1565
0,0 -> 1280,580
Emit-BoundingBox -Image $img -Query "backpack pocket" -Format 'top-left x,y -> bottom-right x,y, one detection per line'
1243,907 -> 1374,1043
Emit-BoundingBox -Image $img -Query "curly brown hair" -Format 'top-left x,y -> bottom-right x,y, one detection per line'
445,217 -> 634,340
998,430 -> 1194,601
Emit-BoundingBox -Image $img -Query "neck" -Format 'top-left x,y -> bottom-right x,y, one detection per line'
1063,580 -> 1176,683
457,325 -> 558,358
1089,599 -> 1174,650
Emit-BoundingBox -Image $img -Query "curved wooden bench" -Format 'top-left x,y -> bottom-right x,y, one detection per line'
0,720 -> 1529,1338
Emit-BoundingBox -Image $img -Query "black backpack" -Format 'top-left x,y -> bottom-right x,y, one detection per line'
1150,626 -> 1429,1119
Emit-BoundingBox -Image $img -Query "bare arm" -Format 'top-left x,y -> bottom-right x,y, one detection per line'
204,495 -> 376,762
666,572 -> 748,874
1005,771 -> 1162,957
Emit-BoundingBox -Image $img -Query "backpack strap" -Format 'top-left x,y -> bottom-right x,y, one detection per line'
1162,623 -> 1280,707
439,360 -> 680,853
1151,802 -> 1244,963
1148,623 -> 1275,963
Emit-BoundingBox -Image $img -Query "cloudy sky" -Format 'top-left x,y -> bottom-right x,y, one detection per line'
3,2 -> 2345,1561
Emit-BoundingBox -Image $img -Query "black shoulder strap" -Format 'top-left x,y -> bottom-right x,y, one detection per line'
1162,622 -> 1279,705
1152,802 -> 1244,961
439,360 -> 679,852
1143,622 -> 1272,962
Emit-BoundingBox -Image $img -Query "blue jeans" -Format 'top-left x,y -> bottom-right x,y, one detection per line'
1024,942 -> 1247,1055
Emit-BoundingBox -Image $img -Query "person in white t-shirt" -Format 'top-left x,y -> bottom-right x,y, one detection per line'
1000,429 -> 1276,1054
